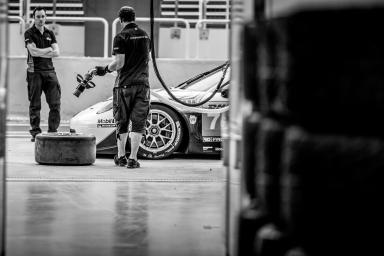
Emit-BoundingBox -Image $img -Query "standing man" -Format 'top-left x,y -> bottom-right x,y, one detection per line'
24,6 -> 61,142
95,6 -> 151,168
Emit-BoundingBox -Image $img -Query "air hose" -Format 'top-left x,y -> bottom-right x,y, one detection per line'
149,0 -> 229,107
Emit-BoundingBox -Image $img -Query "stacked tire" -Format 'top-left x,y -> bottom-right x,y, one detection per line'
239,4 -> 384,256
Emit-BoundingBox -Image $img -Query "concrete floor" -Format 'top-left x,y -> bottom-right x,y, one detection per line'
5,137 -> 228,256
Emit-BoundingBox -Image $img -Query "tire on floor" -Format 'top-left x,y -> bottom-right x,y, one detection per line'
35,133 -> 96,165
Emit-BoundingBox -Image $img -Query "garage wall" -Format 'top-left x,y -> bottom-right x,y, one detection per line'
7,57 -> 224,120
159,28 -> 229,59
83,0 -> 161,57
9,23 -> 85,57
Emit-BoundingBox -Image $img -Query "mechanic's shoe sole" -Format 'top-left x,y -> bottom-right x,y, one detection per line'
127,158 -> 140,168
114,155 -> 128,167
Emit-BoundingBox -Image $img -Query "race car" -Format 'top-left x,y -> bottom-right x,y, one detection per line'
69,62 -> 230,159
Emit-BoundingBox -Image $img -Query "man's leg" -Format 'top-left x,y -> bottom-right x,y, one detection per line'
128,85 -> 150,167
27,72 -> 43,140
43,72 -> 61,132
117,132 -> 128,158
113,87 -> 130,166
128,132 -> 142,161
114,131 -> 128,166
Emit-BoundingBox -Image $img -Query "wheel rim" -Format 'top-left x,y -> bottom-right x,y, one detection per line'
140,109 -> 177,153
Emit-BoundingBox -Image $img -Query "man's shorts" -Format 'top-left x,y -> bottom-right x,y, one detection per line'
113,84 -> 150,135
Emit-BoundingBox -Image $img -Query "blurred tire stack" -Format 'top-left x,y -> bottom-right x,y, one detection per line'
238,1 -> 384,255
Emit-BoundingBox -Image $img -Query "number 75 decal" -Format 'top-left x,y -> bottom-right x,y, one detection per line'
202,113 -> 222,136
207,113 -> 221,129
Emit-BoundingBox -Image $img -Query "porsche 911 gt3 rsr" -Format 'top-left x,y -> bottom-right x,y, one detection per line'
70,63 -> 230,159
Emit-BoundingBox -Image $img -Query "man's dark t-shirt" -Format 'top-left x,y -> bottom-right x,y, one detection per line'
112,23 -> 151,87
24,25 -> 57,72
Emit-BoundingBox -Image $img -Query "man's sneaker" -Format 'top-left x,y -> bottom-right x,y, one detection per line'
127,158 -> 140,169
114,155 -> 127,167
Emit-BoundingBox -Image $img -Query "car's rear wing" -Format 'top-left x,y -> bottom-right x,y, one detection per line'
175,62 -> 230,89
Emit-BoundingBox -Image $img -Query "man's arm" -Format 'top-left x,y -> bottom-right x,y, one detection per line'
26,42 -> 53,57
95,54 -> 125,76
107,54 -> 125,72
40,43 -> 60,58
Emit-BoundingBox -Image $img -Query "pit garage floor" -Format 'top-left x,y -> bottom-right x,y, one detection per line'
5,137 -> 229,256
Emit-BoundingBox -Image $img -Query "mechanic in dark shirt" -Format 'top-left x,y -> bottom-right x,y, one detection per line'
24,6 -> 61,142
95,6 -> 151,168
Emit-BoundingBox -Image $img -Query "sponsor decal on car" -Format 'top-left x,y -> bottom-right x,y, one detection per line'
189,115 -> 197,125
174,121 -> 181,145
165,144 -> 175,153
207,103 -> 228,109
97,118 -> 116,128
203,136 -> 223,142
202,113 -> 221,136
203,146 -> 213,152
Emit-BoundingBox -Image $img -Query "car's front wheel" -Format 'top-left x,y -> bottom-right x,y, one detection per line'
138,105 -> 183,159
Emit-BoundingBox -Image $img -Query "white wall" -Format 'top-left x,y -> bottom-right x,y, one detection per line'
10,24 -> 229,60
8,23 -> 25,56
158,28 -> 229,60
9,23 -> 84,56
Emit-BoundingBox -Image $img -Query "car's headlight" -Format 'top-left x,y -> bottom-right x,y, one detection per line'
97,102 -> 113,114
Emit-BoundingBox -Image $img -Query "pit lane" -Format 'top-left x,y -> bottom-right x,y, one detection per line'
6,137 -> 225,182
5,136 -> 228,256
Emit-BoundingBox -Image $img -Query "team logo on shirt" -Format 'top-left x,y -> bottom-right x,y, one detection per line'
130,36 -> 149,40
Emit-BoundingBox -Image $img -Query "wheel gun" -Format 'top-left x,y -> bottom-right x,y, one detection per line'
73,68 -> 97,97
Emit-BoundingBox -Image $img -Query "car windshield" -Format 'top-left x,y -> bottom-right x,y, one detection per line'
178,65 -> 230,92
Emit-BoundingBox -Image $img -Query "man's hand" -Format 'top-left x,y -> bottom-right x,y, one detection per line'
95,66 -> 110,76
